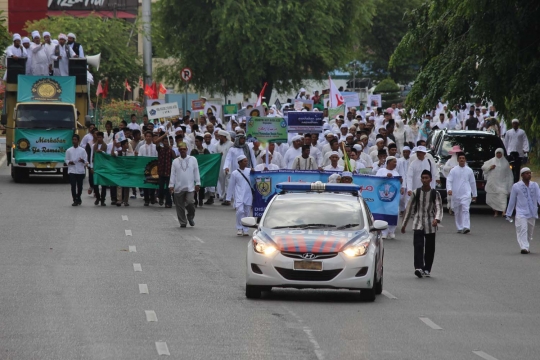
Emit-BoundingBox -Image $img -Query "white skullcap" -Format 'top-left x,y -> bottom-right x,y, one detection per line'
412,147 -> 418,152
340,124 -> 348,129
292,135 -> 302,142
360,135 -> 368,140
322,123 -> 330,130
218,129 -> 229,137
67,33 -> 76,39
300,88 -> 306,92
13,33 -> 21,42
58,33 -> 68,40
520,167 -> 531,175
345,133 -> 353,138
22,37 -> 30,44
402,146 -> 411,151
512,119 -> 519,124
376,138 -> 384,144
237,154 -> 247,162
351,120 -> 359,125
386,156 -> 397,162
329,151 -> 340,157
368,116 -> 375,121
52,39 -> 59,45
328,173 -> 341,183
31,31 -> 40,39
353,144 -> 363,151
43,31 -> 51,37
234,126 -> 242,131
341,171 -> 353,177
204,132 -> 212,136
323,130 -> 331,136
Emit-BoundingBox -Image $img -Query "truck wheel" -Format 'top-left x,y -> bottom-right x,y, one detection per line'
11,166 -> 28,183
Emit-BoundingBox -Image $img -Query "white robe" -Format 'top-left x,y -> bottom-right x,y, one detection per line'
30,43 -> 50,76
406,157 -> 438,192
256,150 -> 285,169
292,156 -> 318,170
254,163 -> 280,171
503,128 -> 529,156
482,154 -> 513,212
446,165 -> 477,200
227,168 -> 253,206
283,147 -> 302,169
223,147 -> 257,173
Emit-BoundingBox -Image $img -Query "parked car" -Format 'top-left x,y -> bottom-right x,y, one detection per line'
426,129 -> 507,204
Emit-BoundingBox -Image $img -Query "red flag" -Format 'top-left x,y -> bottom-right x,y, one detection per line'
102,79 -> 109,98
329,76 -> 344,107
151,81 -> 158,99
159,83 -> 167,94
125,79 -> 132,92
138,77 -> 143,88
255,82 -> 268,107
144,84 -> 155,98
96,80 -> 103,97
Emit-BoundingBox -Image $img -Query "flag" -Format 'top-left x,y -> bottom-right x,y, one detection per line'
144,84 -> 154,99
93,152 -> 222,188
125,79 -> 132,92
96,80 -> 103,97
139,77 -> 143,88
159,83 -> 167,95
255,82 -> 268,107
151,81 -> 158,99
102,79 -> 109,98
329,76 -> 344,108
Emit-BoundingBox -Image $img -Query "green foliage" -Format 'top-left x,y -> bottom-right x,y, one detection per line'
24,14 -> 142,101
356,0 -> 422,83
0,11 -> 10,50
391,0 -> 540,138
97,100 -> 144,129
374,78 -> 400,94
154,0 -> 376,101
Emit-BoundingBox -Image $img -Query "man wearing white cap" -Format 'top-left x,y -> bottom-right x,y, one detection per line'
324,152 -> 344,171
292,145 -> 320,170
29,31 -> 50,76
447,152 -> 477,234
226,155 -> 254,236
254,151 -> 280,171
504,119 -> 529,183
295,88 -> 308,100
505,167 -> 540,254
376,156 -> 404,238
5,34 -> 27,80
21,37 -> 32,75
42,32 -> 55,75
67,33 -> 84,58
283,135 -> 303,169
216,129 -> 233,204
397,146 -> 411,215
406,145 -> 438,194
169,142 -> 200,228
51,34 -> 77,76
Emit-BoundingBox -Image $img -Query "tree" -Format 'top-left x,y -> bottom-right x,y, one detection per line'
154,0 -> 376,103
390,0 -> 540,134
357,0 -> 422,84
25,14 -> 142,101
374,78 -> 402,108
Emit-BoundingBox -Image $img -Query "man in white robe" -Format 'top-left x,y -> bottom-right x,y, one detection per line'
29,31 -> 50,76
22,37 -> 32,75
503,119 -> 529,183
397,146 -> 411,214
169,142 -> 200,228
283,135 -> 303,169
215,130 -> 233,203
51,34 -> 77,76
254,151 -> 280,171
406,146 -> 438,194
4,34 -> 27,81
324,152 -> 344,171
446,152 -> 477,234
505,167 -> 540,254
376,156 -> 404,239
227,155 -> 254,236
42,32 -> 55,75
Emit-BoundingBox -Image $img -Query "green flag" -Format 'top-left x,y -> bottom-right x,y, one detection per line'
93,152 -> 222,189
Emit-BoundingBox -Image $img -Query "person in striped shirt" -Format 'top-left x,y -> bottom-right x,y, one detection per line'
401,170 -> 443,278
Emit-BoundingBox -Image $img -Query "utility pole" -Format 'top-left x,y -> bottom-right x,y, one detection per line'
142,0 -> 152,101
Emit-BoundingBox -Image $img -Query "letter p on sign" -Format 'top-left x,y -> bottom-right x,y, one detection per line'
181,68 -> 193,82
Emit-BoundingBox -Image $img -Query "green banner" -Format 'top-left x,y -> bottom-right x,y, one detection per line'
246,117 -> 288,145
223,104 -> 238,116
14,129 -> 73,163
328,104 -> 346,119
17,75 -> 76,104
93,152 -> 222,189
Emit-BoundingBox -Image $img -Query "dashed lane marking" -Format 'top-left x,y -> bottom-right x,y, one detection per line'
473,351 -> 499,360
282,305 -> 324,360
125,229 -> 132,236
133,263 -> 142,272
382,290 -> 397,299
155,341 -> 170,356
128,246 -> 136,253
139,284 -> 149,294
191,236 -> 205,244
419,317 -> 442,330
145,310 -> 158,322
122,215 -> 128,221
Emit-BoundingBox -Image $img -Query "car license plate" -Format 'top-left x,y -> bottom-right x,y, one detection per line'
294,261 -> 322,271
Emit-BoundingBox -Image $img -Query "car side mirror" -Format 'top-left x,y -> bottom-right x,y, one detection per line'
241,217 -> 259,228
370,220 -> 388,232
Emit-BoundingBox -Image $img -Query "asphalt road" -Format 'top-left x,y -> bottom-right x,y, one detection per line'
0,155 -> 539,360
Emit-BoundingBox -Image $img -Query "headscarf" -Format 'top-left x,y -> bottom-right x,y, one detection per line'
13,33 -> 21,42
233,134 -> 252,167
482,148 -> 513,195
419,119 -> 431,138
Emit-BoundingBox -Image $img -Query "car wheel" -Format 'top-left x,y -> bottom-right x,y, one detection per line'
245,285 -> 262,299
375,266 -> 383,295
359,285 -> 376,302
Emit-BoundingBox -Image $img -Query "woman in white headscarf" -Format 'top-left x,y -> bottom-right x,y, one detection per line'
482,148 -> 513,217
393,119 -> 405,153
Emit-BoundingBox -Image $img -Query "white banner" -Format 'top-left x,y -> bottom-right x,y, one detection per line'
146,102 -> 180,120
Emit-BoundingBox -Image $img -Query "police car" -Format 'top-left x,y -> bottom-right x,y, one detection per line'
241,182 -> 388,302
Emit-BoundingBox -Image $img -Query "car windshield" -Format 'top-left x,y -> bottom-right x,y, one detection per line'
440,135 -> 504,161
262,197 -> 364,230
16,104 -> 75,129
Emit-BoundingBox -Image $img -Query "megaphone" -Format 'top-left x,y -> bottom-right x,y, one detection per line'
87,53 -> 101,71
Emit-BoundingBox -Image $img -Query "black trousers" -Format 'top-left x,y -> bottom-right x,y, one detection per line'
194,187 -> 205,204
158,176 -> 172,205
144,189 -> 156,204
413,230 -> 436,272
88,169 -> 94,189
110,186 -> 117,201
510,152 -> 522,183
93,184 -> 107,201
69,173 -> 85,201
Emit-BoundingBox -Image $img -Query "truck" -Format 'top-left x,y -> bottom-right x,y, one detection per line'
1,58 -> 89,183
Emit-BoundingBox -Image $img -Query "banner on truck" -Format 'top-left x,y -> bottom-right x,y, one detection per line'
14,129 -> 73,162
17,75 -> 76,104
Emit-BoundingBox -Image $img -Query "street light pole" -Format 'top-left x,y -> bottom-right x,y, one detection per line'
142,0 -> 152,101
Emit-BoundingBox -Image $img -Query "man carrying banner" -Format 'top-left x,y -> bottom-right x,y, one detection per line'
169,142 -> 201,228
138,131 -> 158,206
292,145 -> 320,170
227,155 -> 254,236
376,156 -> 404,239
254,151 -> 280,171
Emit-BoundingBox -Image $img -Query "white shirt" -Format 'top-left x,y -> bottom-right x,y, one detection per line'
138,142 -> 157,157
224,147 -> 257,172
254,163 -> 280,171
80,133 -> 93,149
256,150 -> 285,169
69,42 -> 84,58
203,142 -> 217,153
127,122 -> 140,131
30,43 -> 50,76
506,181 -> 540,218
503,128 -> 529,156
396,157 -> 410,179
65,146 -> 88,174
292,155 -> 318,170
376,167 -> 401,184
226,168 -> 253,206
324,164 -> 344,171
169,156 -> 201,192
446,165 -> 477,199
406,157 -> 437,191
283,146 -> 302,169
103,131 -> 114,145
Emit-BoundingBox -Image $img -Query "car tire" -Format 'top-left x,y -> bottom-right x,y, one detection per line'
375,266 -> 383,295
245,285 -> 262,299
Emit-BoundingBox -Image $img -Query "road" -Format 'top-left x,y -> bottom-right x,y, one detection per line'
0,155 -> 539,359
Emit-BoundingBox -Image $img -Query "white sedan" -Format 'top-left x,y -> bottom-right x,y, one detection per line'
242,182 -> 388,301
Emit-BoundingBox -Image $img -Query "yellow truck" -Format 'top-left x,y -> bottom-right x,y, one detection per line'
2,62 -> 89,182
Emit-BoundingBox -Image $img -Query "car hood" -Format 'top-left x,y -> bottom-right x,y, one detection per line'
259,227 -> 368,253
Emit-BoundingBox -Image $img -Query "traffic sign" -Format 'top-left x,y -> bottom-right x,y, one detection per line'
181,68 -> 193,82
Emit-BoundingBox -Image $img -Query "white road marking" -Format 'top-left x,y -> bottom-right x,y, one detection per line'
191,236 -> 204,244
125,229 -> 132,236
473,351 -> 499,360
139,284 -> 149,294
133,263 -> 142,272
419,317 -> 442,330
122,215 -> 128,221
128,246 -> 136,253
281,305 -> 324,360
382,290 -> 397,299
155,341 -> 170,356
145,310 -> 158,322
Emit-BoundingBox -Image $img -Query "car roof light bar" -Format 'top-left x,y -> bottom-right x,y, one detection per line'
276,181 -> 360,194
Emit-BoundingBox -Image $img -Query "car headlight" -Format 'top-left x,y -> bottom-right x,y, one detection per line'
343,238 -> 371,257
252,236 -> 277,255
